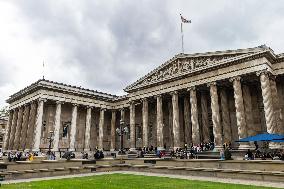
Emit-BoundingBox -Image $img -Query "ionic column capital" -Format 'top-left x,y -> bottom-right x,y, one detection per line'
154,94 -> 162,99
170,91 -> 178,96
100,108 -> 107,112
72,103 -> 78,107
207,81 -> 217,87
38,98 -> 47,103
86,105 -> 94,109
229,76 -> 242,83
129,101 -> 136,106
141,98 -> 148,103
256,69 -> 272,77
269,75 -> 277,81
56,101 -> 64,105
187,86 -> 196,91
24,103 -> 30,107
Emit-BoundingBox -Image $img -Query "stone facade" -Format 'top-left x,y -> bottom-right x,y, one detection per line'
4,45 -> 284,152
0,117 -> 7,150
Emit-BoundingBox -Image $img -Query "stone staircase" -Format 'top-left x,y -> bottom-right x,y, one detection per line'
0,159 -> 97,180
0,158 -> 284,183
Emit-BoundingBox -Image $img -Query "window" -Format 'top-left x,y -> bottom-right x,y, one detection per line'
149,124 -> 153,140
42,121 -> 47,138
126,124 -> 130,140
136,125 -> 142,139
62,121 -> 71,138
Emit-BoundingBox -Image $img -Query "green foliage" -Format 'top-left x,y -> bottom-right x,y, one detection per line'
0,174 -> 277,189
0,106 -> 9,118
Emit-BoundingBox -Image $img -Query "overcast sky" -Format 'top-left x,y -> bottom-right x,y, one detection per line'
0,0 -> 284,107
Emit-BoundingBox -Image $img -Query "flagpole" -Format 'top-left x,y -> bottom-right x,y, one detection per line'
181,22 -> 184,54
42,60 -> 45,80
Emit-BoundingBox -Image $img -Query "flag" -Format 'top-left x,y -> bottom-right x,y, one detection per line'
180,14 -> 191,23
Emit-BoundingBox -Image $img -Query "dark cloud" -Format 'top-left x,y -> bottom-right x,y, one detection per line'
0,0 -> 284,106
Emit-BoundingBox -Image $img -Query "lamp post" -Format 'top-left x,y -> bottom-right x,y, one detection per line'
47,131 -> 54,159
116,119 -> 129,155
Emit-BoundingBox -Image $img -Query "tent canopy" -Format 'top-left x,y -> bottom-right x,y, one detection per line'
271,139 -> 284,142
236,133 -> 284,142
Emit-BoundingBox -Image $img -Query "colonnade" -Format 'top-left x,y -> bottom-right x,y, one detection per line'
3,70 -> 284,151
127,71 -> 283,150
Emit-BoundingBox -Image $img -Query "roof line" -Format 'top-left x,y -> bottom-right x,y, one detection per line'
124,45 -> 271,92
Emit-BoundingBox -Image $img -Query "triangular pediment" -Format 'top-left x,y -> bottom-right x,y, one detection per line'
124,46 -> 269,92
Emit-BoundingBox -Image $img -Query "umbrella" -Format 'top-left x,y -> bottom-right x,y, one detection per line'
271,138 -> 284,142
236,133 -> 284,142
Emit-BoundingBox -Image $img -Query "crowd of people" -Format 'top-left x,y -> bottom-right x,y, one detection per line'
244,149 -> 284,160
2,140 -> 284,162
7,151 -> 35,162
134,142 -> 218,159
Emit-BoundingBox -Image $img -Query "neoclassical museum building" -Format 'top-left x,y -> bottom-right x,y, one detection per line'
3,45 -> 284,152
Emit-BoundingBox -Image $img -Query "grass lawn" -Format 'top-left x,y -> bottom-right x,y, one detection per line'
0,173 -> 279,189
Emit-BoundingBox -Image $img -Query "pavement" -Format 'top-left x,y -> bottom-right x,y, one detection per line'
1,171 -> 284,188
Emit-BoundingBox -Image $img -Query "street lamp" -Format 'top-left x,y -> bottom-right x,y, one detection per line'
47,131 -> 54,159
116,120 -> 129,155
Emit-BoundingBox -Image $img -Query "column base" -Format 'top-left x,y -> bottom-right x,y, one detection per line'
269,142 -> 284,149
173,147 -> 181,151
68,148 -> 75,152
110,149 -> 115,152
129,148 -> 137,152
238,143 -> 254,150
213,145 -> 223,151
52,148 -> 59,152
32,148 -> 40,152
157,147 -> 165,151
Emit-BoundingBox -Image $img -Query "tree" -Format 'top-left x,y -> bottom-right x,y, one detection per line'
0,106 -> 9,118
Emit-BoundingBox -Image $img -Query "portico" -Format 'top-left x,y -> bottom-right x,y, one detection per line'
4,45 -> 284,152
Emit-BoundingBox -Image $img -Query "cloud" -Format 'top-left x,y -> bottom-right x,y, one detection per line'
0,0 -> 284,107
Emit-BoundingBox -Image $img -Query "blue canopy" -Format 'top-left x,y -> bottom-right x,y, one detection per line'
236,133 -> 284,142
271,139 -> 284,142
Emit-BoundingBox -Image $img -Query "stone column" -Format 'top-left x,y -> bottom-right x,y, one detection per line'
20,104 -> 30,150
13,106 -> 24,150
189,87 -> 200,145
120,108 -> 125,150
9,108 -> 18,150
26,102 -> 37,150
129,102 -> 136,150
69,104 -> 78,151
168,101 -> 173,148
110,110 -> 116,151
3,110 -> 13,150
230,76 -> 249,149
183,97 -> 192,145
257,71 -> 276,134
220,88 -> 232,143
208,82 -> 222,149
52,101 -> 62,151
201,91 -> 210,143
171,91 -> 180,149
270,76 -> 284,134
84,106 -> 92,151
33,99 -> 45,152
242,85 -> 256,137
156,95 -> 164,150
98,108 -> 105,150
142,98 -> 149,147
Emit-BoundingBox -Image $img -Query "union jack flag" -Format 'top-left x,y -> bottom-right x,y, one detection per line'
180,14 -> 191,23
